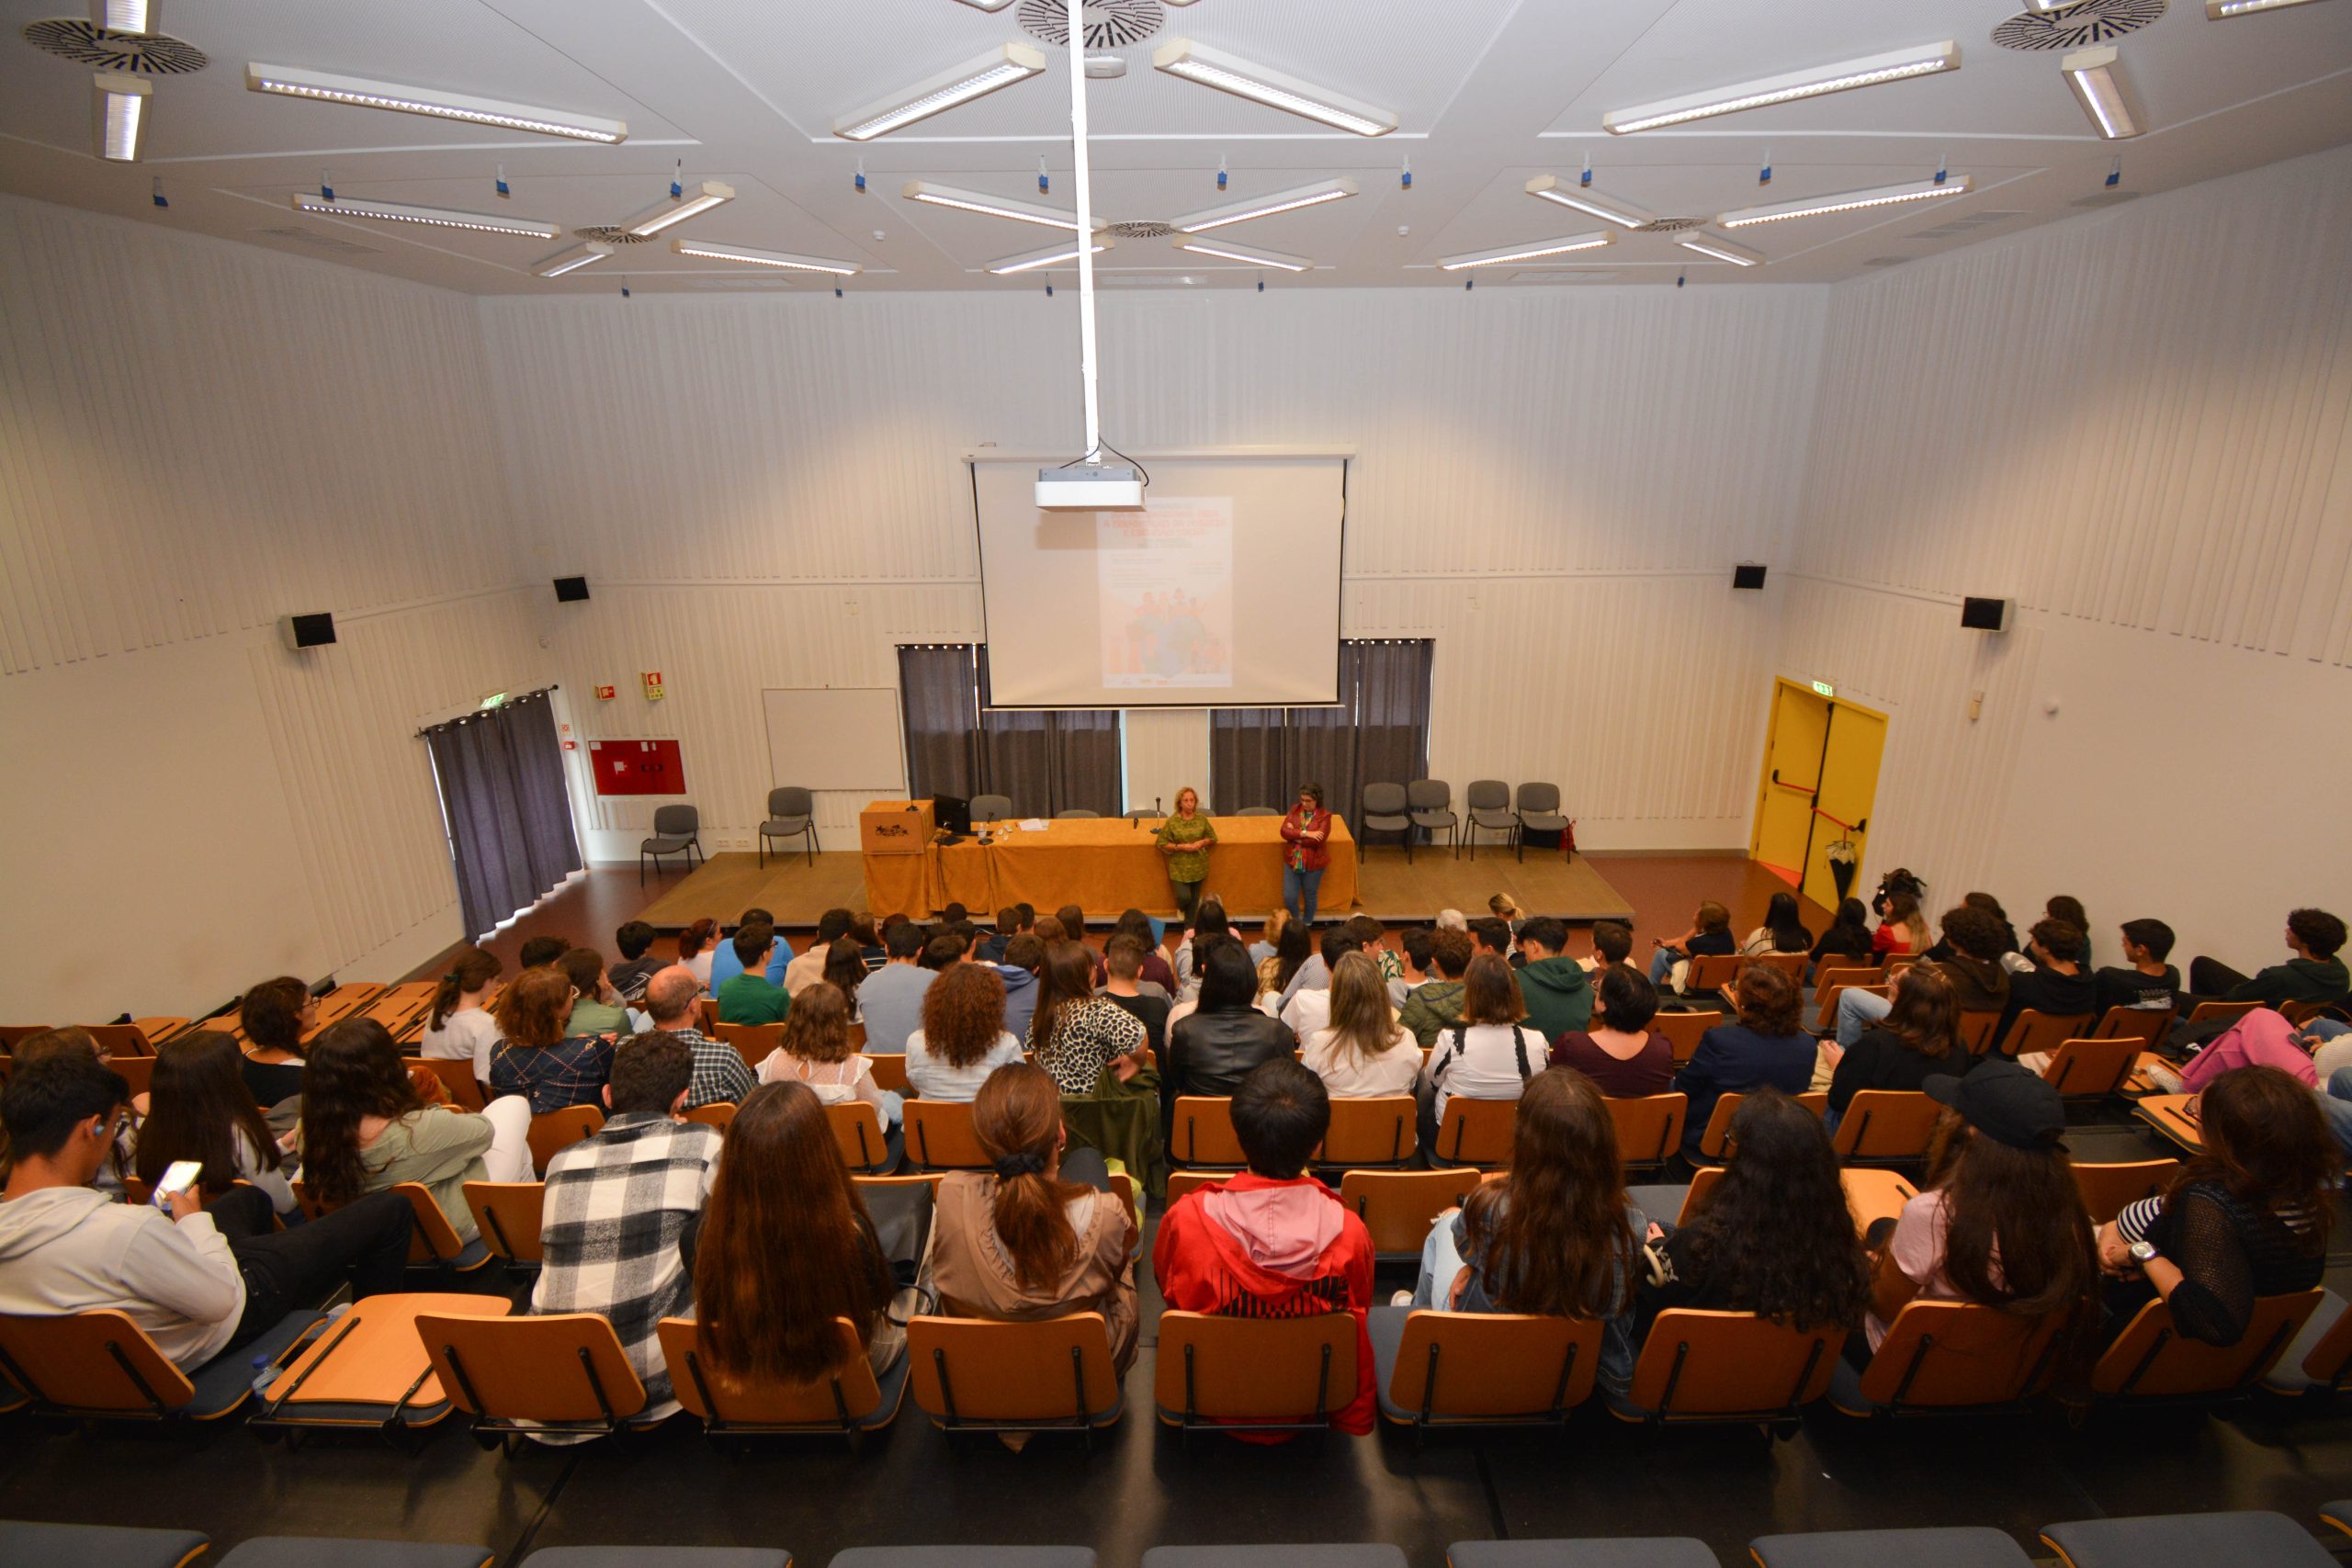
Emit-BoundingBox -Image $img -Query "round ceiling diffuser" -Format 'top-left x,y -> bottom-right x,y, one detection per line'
572,226 -> 661,244
1104,220 -> 1175,239
1633,216 -> 1708,234
1992,0 -> 2166,51
1018,0 -> 1164,51
20,17 -> 208,73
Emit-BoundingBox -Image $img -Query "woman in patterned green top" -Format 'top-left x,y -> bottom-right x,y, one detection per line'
1153,786 -> 1218,920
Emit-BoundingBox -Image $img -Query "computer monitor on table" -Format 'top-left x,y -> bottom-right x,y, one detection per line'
933,795 -> 971,836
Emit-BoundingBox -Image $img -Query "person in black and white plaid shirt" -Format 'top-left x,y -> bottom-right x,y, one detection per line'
532,1031 -> 721,1424
641,964 -> 756,1111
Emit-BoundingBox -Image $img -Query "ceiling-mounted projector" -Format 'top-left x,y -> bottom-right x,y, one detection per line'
1037,463 -> 1144,509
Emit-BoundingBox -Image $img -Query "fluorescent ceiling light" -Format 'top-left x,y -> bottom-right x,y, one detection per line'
1523,176 -> 1654,230
1717,175 -> 1973,229
245,62 -> 628,143
94,0 -> 158,31
986,238 -> 1113,276
1171,177 -> 1357,233
832,43 -> 1047,141
950,0 -> 1016,9
2062,45 -> 2142,139
902,180 -> 1101,232
1603,40 -> 1960,134
1439,231 -> 1613,271
533,242 -> 612,278
619,179 -> 734,237
94,73 -> 148,163
2207,0 -> 2331,13
1152,39 -> 1396,136
670,239 -> 861,276
1678,233 -> 1763,266
288,192 -> 561,239
1171,237 -> 1314,272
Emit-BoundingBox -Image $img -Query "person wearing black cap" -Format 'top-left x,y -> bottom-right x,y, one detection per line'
1860,1059 -> 2098,1359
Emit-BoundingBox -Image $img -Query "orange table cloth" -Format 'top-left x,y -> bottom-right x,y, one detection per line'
860,811 -> 1357,921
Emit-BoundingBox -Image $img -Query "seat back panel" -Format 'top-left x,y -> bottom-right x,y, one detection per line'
1388,1312 -> 1597,1417
1155,1312 -> 1358,1420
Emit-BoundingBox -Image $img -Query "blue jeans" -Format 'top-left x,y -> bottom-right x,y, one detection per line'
1283,866 -> 1324,925
1836,986 -> 1894,1048
1646,948 -> 1677,987
2321,1068 -> 2352,1160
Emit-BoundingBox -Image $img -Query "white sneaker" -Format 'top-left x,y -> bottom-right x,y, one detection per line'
1390,1290 -> 1414,1307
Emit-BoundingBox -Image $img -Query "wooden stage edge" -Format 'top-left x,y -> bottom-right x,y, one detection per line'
631,848 -> 1636,930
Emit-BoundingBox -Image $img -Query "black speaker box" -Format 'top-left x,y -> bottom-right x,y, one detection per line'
553,576 -> 590,603
1733,562 -> 1768,590
278,613 -> 336,650
1961,596 -> 2013,632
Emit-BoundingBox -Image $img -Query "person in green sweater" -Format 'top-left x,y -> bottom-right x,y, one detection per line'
1153,786 -> 1218,921
1513,916 -> 1594,1044
2188,907 -> 2350,1010
1400,928 -> 1474,1050
560,948 -> 632,1036
716,922 -> 791,1026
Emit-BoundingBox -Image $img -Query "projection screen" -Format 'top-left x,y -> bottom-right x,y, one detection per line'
970,453 -> 1346,709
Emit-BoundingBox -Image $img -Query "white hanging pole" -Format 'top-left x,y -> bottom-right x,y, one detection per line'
1067,0 -> 1102,463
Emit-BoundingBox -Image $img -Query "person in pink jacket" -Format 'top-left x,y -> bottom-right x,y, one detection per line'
2150,1008 -> 2317,1096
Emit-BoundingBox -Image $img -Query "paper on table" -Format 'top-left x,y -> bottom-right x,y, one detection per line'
1018,818 -> 1049,831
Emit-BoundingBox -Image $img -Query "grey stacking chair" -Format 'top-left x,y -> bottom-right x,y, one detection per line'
1464,780 -> 1513,861
758,786 -> 817,868
1234,806 -> 1280,818
1359,783 -> 1411,860
1407,778 -> 1459,859
639,804 -> 702,884
1514,782 -> 1568,863
1054,808 -> 1100,820
971,793 -> 1014,824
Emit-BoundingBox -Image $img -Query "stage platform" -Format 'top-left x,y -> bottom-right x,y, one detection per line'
634,845 -> 1634,930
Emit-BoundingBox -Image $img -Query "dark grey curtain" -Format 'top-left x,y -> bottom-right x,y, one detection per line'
426,690 -> 582,941
1210,640 -> 1433,833
897,644 -> 981,799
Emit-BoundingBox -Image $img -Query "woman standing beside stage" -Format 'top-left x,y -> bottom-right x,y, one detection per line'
1154,787 -> 1217,921
1280,784 -> 1334,927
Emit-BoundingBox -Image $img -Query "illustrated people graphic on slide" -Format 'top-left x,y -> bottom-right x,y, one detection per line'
1136,592 -> 1165,673
1164,591 -> 1204,676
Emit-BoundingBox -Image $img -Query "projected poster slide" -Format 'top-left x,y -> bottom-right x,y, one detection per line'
1097,499 -> 1234,691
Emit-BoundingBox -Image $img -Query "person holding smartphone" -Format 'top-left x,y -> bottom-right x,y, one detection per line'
1279,783 -> 1334,927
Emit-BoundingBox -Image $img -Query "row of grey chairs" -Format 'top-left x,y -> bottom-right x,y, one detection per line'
640,791 -> 821,884
1361,780 -> 1567,864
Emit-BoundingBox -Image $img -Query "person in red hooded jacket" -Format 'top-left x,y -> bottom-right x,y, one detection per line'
1151,1056 -> 1375,1437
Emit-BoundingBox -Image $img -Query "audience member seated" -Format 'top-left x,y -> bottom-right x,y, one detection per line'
133,1032 -> 297,1217
1470,917 -> 1517,969
5,1030 -> 137,1192
1647,901 -> 1736,990
1392,927 -> 1433,1009
933,1064 -> 1140,1376
707,905 -> 793,990
560,948 -> 638,1037
979,903 -> 1031,965
1173,901 -> 1231,998
921,932 -> 967,975
2140,1006 -> 2316,1096
1399,928 -> 1473,1050
820,937 -> 869,1021
1410,1068 -> 1644,1397
1860,1061 -> 2098,1360
1165,942 -> 1295,1107
1248,908 -> 1287,968
1873,891 -> 1930,959
1092,910 -> 1177,994
905,964 -> 1027,1103
238,976 -> 314,1111
1672,965 -> 1815,1156
1549,967 -> 1672,1099
490,967 -> 616,1114
419,946 -> 504,1090
1348,914 -> 1404,987
1420,953 -> 1551,1144
304,1018 -> 532,1241
1055,905 -> 1090,950
517,936 -> 571,971
1281,927 -> 1362,1037
1821,965 -> 1974,1128
640,964 -> 753,1111
1810,898 -> 1877,972
855,913 -> 889,972
715,923 -> 791,1026
1992,919 -> 2097,1053
785,910 -> 854,997
1579,919 -> 1639,980
857,921 -> 934,1055
532,1032 -> 721,1427
2188,907 -> 2351,1010
756,983 -> 901,1139
689,1081 -> 902,1388
0,1050 -> 413,1372
1741,891 -> 1815,957
607,919 -> 664,1004
1836,905 -> 2011,1048
1031,942 -> 1151,1097
676,918 -> 720,988
1925,892 -> 2020,961
1153,1060 -> 1375,1436
1259,918 -> 1312,1009
1301,952 -> 1419,1100
2041,896 -> 2093,970
988,931 -> 1045,1044
1638,1089 -> 1870,1341
2094,918 -> 2183,1016
1513,917 -> 1595,1043
1100,936 -> 1171,1056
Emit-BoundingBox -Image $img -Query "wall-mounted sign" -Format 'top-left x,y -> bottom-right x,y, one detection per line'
1811,680 -> 1835,698
594,684 -> 616,701
641,671 -> 665,702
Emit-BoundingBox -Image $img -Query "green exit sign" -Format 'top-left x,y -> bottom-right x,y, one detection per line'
1811,680 -> 1835,697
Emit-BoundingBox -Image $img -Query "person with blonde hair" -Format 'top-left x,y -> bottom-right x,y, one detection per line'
1303,952 -> 1419,1099
1153,785 -> 1218,922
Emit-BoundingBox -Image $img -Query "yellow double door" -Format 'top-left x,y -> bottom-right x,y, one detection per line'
1751,679 -> 1886,912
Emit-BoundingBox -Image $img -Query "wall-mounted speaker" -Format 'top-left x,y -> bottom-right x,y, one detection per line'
1732,563 -> 1768,591
1961,596 -> 2013,633
553,575 -> 590,604
278,613 -> 336,651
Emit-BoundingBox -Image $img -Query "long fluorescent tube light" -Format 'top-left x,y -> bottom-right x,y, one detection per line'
1603,40 -> 1960,134
533,242 -> 612,278
1171,177 -> 1357,233
832,42 -> 1047,141
1678,233 -> 1763,266
670,239 -> 861,276
1440,231 -> 1612,271
2207,0 -> 2330,14
1152,39 -> 1396,136
1171,237 -> 1314,272
987,238 -> 1113,275
901,179 -> 1100,232
94,0 -> 157,31
2062,46 -> 2142,139
619,179 -> 734,237
1523,176 -> 1654,230
1717,175 -> 1973,229
288,192 -> 561,239
94,73 -> 148,162
245,63 -> 628,143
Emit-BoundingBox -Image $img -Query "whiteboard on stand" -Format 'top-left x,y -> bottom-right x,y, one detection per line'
760,688 -> 908,794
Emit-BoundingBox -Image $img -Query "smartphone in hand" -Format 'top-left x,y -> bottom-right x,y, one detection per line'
151,1159 -> 204,1208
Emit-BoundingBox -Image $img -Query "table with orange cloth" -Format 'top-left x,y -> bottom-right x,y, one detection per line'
858,805 -> 1357,921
